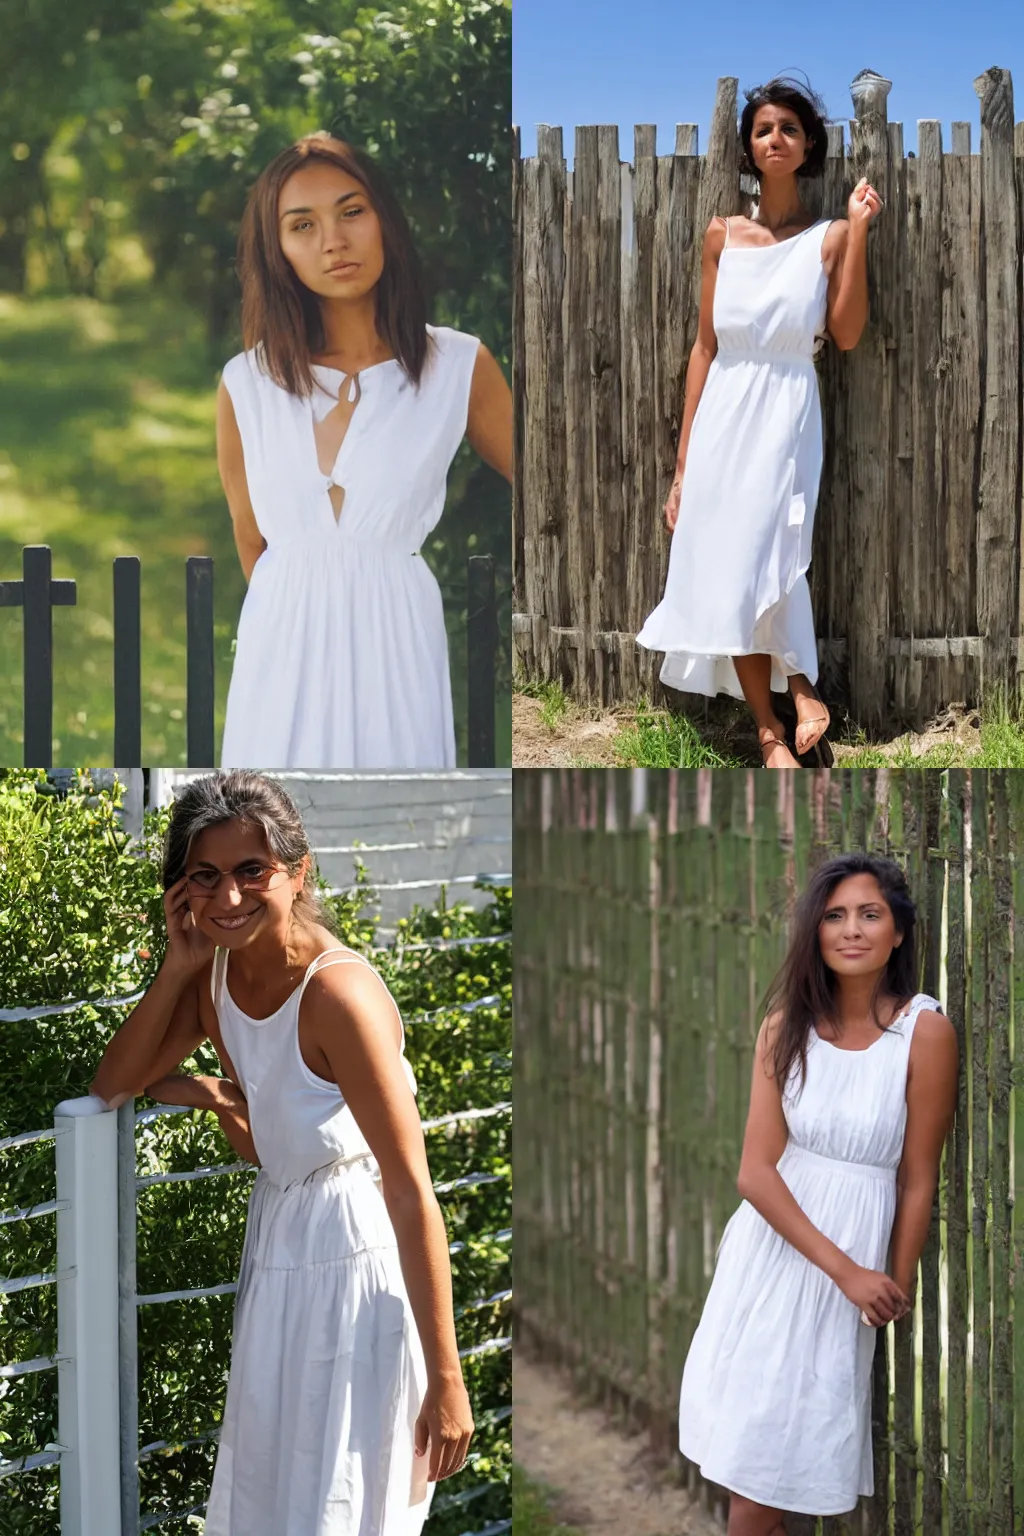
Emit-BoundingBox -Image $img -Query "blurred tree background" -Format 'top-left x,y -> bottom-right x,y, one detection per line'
0,0 -> 511,765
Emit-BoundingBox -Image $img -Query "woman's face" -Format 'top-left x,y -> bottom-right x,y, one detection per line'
183,820 -> 305,949
817,873 -> 902,982
749,103 -> 812,179
277,160 -> 385,304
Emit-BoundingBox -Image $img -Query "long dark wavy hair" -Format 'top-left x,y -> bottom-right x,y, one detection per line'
739,74 -> 830,183
236,131 -> 430,398
162,770 -> 337,935
762,853 -> 919,1092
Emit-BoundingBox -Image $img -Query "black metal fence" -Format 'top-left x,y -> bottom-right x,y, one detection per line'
1,547 -> 498,768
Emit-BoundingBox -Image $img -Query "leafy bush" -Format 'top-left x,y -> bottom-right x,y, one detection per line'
0,769 -> 510,1533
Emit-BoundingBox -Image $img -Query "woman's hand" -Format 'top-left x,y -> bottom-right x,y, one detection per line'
414,1372 -> 475,1483
839,1263 -> 910,1326
847,177 -> 884,229
663,469 -> 684,532
162,877 -> 216,978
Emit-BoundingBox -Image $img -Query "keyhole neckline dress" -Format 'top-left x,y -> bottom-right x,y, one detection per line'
219,321 -> 482,770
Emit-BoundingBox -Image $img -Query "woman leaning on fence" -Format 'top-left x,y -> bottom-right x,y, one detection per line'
90,769 -> 473,1536
678,853 -> 958,1536
216,131 -> 513,771
636,76 -> 882,770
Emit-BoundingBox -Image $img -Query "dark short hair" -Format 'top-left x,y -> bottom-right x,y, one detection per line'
739,75 -> 829,181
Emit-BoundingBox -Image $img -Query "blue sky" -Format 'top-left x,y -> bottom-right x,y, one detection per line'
513,0 -> 1024,160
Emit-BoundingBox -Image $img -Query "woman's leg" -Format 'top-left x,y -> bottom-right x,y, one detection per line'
733,654 -> 800,768
727,1492 -> 787,1535
788,671 -> 830,755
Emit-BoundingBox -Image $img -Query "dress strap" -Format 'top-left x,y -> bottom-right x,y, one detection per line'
209,947 -> 225,1009
297,948 -> 407,1051
722,215 -> 731,249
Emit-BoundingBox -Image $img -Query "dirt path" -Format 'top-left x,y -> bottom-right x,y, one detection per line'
514,1352 -> 722,1535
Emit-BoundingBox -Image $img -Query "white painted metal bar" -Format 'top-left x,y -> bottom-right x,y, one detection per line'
54,1095 -> 122,1535
0,1447 -> 63,1479
0,1195 -> 69,1224
0,1354 -> 63,1379
0,1125 -> 57,1152
0,989 -> 144,1024
1,1266 -> 74,1295
118,1099 -> 140,1536
313,835 -> 511,853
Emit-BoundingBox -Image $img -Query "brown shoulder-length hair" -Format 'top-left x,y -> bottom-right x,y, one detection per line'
236,131 -> 430,398
761,852 -> 919,1093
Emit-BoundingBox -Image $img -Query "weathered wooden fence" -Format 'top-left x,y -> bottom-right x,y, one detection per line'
512,67 -> 1024,732
1,547 -> 498,768
514,767 -> 1024,1536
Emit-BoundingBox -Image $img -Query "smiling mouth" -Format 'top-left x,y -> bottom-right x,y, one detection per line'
209,910 -> 260,930
839,949 -> 869,956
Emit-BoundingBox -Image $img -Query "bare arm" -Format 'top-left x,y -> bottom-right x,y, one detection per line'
889,1010 -> 959,1300
144,1072 -> 261,1167
825,180 -> 883,350
307,964 -> 474,1483
217,378 -> 267,583
465,344 -> 512,484
663,217 -> 724,529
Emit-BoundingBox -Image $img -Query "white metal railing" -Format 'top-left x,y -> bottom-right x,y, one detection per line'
1,1087 -> 511,1533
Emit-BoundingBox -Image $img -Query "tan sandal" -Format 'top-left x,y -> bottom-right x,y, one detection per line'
758,733 -> 790,768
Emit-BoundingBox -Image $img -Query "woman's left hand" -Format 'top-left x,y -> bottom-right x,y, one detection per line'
848,177 -> 884,227
414,1372 -> 475,1483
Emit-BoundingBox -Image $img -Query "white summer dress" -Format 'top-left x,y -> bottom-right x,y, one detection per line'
219,324 -> 482,769
636,217 -> 833,698
679,992 -> 941,1516
203,946 -> 435,1536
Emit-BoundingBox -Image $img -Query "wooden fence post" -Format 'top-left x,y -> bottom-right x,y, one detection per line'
973,68 -> 1020,708
53,1096 -> 122,1536
185,556 -> 215,768
846,69 -> 894,731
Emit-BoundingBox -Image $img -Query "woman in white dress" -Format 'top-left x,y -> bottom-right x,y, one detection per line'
91,770 -> 473,1534
216,131 -> 513,770
636,78 -> 883,769
679,854 -> 958,1534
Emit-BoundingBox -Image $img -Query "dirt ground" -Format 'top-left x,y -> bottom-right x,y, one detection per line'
514,1351 -> 722,1535
512,692 -> 984,769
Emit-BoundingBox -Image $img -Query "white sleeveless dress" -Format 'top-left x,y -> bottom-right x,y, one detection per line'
219,324 -> 481,769
203,946 -> 435,1536
636,217 -> 833,698
679,992 -> 941,1516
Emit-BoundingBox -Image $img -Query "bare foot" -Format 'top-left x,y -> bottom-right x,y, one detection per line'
790,682 -> 830,756
758,725 -> 800,769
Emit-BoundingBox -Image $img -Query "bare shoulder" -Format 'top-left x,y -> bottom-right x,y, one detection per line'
908,1007 -> 959,1080
301,952 -> 402,1049
703,215 -> 729,258
822,217 -> 849,274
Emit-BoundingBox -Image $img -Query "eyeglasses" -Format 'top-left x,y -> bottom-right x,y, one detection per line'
184,861 -> 285,894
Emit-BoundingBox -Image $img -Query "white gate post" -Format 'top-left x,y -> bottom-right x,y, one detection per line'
54,1095 -> 122,1536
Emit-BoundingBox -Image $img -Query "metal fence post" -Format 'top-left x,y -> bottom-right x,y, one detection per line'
467,553 -> 497,767
54,1095 -> 122,1536
118,1099 -> 140,1536
186,556 -> 215,767
113,557 -> 142,767
0,545 -> 76,769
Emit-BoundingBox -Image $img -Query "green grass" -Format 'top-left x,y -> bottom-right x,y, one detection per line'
612,707 -> 743,768
511,1463 -> 586,1536
517,677 -> 570,732
0,291 -> 510,767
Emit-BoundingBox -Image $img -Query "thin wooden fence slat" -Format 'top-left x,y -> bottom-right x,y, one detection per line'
988,775 -> 1013,1532
946,771 -> 970,1536
970,772 -> 991,1535
467,554 -> 497,767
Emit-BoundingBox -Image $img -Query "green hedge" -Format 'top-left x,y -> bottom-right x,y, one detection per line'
0,770 -> 510,1533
